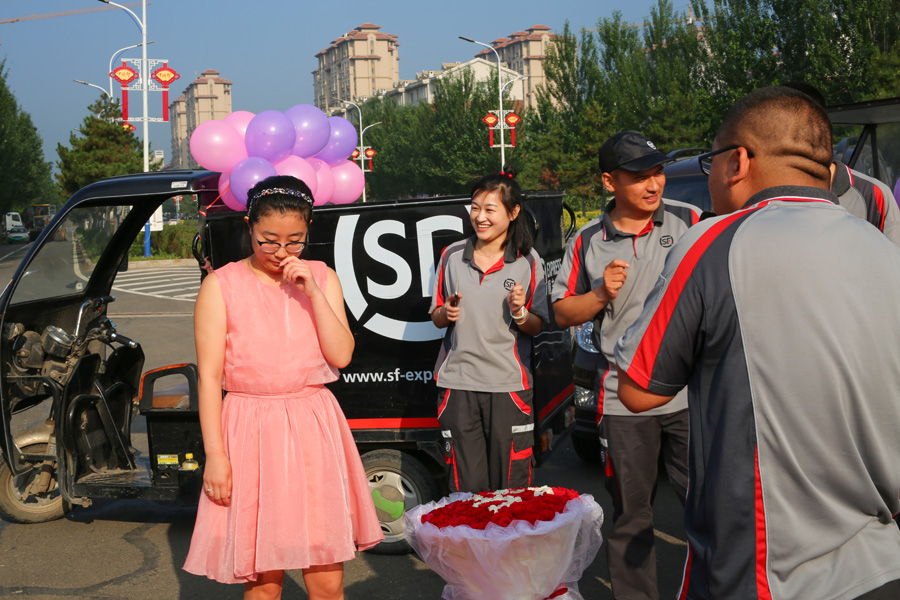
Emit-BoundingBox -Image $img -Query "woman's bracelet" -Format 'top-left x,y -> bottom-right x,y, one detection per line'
513,307 -> 528,323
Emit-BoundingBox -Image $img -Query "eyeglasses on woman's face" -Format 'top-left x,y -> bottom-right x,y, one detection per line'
253,237 -> 307,254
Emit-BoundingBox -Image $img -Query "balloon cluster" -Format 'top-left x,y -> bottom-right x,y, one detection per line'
189,104 -> 366,209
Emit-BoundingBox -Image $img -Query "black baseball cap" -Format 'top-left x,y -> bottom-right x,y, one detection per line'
598,131 -> 673,173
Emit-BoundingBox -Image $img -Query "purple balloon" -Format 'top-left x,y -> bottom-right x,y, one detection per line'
285,104 -> 331,158
230,157 -> 277,204
313,117 -> 359,165
244,110 -> 296,163
190,120 -> 247,172
217,171 -> 245,211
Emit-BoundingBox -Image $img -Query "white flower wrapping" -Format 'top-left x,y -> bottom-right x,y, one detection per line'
404,491 -> 604,600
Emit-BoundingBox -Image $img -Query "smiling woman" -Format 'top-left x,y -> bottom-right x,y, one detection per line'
429,167 -> 550,496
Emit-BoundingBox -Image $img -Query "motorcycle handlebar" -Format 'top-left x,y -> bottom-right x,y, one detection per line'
108,331 -> 138,349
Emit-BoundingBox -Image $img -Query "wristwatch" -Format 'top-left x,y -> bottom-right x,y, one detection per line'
513,307 -> 528,323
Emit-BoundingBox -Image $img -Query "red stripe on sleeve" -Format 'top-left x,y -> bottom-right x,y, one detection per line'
435,254 -> 447,307
874,186 -> 887,231
627,205 -> 764,386
526,259 -> 537,309
565,236 -> 584,296
846,165 -> 854,185
755,448 -> 773,599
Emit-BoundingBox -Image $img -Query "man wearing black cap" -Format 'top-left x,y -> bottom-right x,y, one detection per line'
552,131 -> 700,599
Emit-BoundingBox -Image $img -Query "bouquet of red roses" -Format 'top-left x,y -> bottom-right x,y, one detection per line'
405,487 -> 603,600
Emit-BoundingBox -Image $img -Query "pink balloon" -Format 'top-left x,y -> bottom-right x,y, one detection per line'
190,120 -> 247,172
329,160 -> 365,205
223,110 -> 256,138
217,171 -> 245,211
306,158 -> 334,206
274,155 -> 318,196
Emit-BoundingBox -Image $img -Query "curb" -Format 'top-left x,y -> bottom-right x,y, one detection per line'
126,258 -> 199,270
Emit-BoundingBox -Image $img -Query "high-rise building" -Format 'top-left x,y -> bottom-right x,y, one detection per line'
381,59 -> 524,108
169,69 -> 233,170
313,23 -> 400,112
472,25 -> 558,108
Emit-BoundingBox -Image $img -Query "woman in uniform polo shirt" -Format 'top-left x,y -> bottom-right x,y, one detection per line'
430,167 -> 548,493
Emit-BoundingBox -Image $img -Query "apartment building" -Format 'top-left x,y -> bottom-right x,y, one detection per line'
312,23 -> 400,112
169,69 -> 233,169
381,58 -> 524,108
472,25 -> 558,108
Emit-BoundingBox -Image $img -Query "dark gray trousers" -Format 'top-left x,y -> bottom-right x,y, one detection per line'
600,410 -> 689,600
437,388 -> 535,493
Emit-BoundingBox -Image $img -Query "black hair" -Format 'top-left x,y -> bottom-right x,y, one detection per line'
245,175 -> 314,225
470,165 -> 533,255
717,86 -> 833,184
780,80 -> 826,108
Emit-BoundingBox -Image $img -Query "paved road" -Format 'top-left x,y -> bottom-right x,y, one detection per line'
113,266 -> 201,302
0,251 -> 689,599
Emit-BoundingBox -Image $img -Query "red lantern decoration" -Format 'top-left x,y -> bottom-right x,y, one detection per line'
364,148 -> 377,171
151,64 -> 180,122
110,63 -> 139,121
351,149 -> 361,160
482,113 -> 500,147
504,112 -> 522,147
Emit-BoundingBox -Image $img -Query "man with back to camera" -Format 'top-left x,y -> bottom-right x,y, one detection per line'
781,81 -> 900,246
552,131 -> 700,600
615,86 -> 900,599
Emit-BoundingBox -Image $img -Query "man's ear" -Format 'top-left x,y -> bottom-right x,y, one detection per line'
726,146 -> 752,187
602,171 -> 617,194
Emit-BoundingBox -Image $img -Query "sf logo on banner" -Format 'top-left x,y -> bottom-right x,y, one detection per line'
334,214 -> 464,342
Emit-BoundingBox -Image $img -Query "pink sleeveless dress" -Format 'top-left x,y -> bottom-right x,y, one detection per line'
183,259 -> 383,584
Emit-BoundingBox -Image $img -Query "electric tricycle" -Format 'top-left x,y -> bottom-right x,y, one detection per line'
0,170 -> 577,554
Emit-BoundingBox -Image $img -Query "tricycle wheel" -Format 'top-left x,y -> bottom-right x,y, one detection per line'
572,434 -> 604,464
0,443 -> 72,524
362,449 -> 439,555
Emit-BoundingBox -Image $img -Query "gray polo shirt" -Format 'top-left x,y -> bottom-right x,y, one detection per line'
430,237 -> 548,392
833,163 -> 900,246
615,186 -> 900,600
551,198 -> 699,417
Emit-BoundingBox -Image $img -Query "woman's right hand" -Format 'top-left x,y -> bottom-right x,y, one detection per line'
444,293 -> 462,322
203,452 -> 233,507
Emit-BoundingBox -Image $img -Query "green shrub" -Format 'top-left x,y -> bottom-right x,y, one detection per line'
129,223 -> 198,259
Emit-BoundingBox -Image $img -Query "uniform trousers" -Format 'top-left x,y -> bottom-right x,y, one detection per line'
437,388 -> 535,493
600,409 -> 689,600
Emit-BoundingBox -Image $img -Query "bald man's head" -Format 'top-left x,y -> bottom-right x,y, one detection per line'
716,86 -> 833,186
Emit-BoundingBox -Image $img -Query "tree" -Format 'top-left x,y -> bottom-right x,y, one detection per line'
56,96 -> 160,198
0,61 -> 57,214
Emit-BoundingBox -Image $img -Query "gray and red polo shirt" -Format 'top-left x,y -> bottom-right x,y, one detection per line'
615,185 -> 900,600
551,198 -> 700,418
430,237 -> 548,392
833,163 -> 900,246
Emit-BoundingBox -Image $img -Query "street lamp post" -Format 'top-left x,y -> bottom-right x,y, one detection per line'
99,0 -> 148,174
338,99 -> 381,203
460,36 -> 507,168
73,79 -> 111,98
108,41 -> 153,97
74,42 -> 154,102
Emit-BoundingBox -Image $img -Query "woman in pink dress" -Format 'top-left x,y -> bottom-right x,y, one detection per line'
184,175 -> 383,599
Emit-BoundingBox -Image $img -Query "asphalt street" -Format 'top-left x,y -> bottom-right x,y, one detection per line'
0,248 -> 689,599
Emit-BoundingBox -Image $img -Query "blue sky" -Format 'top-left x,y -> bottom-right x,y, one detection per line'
0,0 -> 684,173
